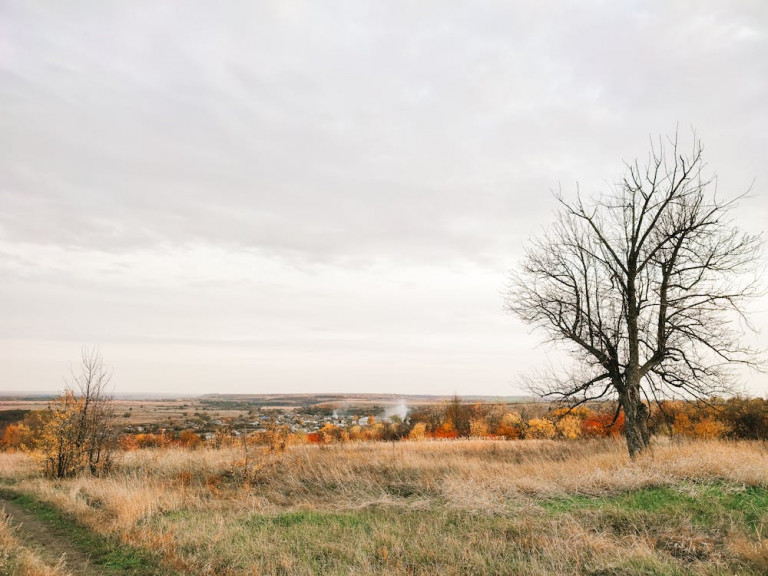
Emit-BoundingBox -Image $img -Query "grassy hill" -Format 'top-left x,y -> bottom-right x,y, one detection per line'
2,438 -> 767,575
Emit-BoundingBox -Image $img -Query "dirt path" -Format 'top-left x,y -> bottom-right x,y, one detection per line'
1,494 -> 104,576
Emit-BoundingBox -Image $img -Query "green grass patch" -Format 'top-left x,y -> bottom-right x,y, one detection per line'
541,480 -> 768,559
245,509 -> 374,530
544,483 -> 768,525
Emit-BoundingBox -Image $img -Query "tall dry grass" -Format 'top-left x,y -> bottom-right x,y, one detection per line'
5,437 -> 768,527
0,452 -> 39,483
241,437 -> 768,509
3,438 -> 768,575
0,509 -> 70,576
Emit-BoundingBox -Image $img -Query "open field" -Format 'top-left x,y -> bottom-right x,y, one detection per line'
0,398 -> 236,427
2,438 -> 768,575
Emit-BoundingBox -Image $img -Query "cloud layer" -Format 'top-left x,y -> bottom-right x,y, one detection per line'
1,1 -> 766,394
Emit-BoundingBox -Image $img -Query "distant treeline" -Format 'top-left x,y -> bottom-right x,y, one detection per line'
3,396 -> 768,451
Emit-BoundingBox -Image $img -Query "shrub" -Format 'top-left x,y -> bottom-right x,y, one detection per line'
0,422 -> 33,452
525,418 -> 556,439
719,397 -> 768,440
556,415 -> 582,439
178,430 -> 202,448
348,425 -> 364,441
496,412 -> 523,439
317,423 -> 348,444
582,411 -> 625,438
693,418 -> 726,439
409,422 -> 428,440
444,396 -> 472,437
36,349 -> 118,478
672,413 -> 694,437
469,418 -> 489,438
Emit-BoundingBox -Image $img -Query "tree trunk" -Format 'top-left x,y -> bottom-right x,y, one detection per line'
621,388 -> 650,459
638,401 -> 651,447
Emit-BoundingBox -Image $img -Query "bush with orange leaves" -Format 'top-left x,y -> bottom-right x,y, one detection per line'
177,430 -> 203,449
306,432 -> 321,444
582,411 -> 625,438
119,434 -> 138,451
0,422 -> 33,452
671,412 -> 694,437
432,427 -> 459,439
652,400 -> 729,440
693,418 -> 727,439
495,412 -> 524,439
347,425 -> 364,442
439,419 -> 455,435
132,433 -> 170,449
317,423 -> 349,444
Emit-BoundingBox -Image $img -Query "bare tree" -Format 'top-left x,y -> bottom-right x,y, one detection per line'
507,134 -> 763,458
41,347 -> 118,477
70,347 -> 118,473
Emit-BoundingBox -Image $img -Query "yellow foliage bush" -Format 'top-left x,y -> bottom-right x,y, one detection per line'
556,415 -> 582,439
525,418 -> 556,440
317,423 -> 349,444
551,406 -> 593,420
469,419 -> 489,438
409,422 -> 428,440
0,422 -> 33,452
348,425 -> 364,441
365,423 -> 387,441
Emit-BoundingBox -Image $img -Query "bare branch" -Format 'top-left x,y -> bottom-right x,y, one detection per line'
506,130 -> 764,458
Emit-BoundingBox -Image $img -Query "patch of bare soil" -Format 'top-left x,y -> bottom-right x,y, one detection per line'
1,495 -> 103,576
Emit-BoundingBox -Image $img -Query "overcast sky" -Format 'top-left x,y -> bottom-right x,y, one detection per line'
1,1 -> 767,396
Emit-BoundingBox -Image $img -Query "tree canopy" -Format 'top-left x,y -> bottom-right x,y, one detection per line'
507,134 -> 763,457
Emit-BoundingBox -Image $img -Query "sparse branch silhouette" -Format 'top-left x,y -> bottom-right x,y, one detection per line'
507,133 -> 764,458
39,347 -> 118,478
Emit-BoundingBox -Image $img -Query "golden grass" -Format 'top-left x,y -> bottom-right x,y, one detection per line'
3,438 -> 768,575
0,509 -> 70,576
0,453 -> 38,483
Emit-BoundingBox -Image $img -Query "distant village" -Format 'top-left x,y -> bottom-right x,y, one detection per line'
122,404 -> 395,441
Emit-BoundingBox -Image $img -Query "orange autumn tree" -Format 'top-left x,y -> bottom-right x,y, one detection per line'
1,422 -> 33,452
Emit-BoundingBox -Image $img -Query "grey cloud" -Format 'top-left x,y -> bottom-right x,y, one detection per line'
1,1 -> 767,394
5,2 -> 764,263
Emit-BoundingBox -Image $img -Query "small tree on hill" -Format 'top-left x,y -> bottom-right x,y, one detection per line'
507,133 -> 763,458
39,348 -> 118,477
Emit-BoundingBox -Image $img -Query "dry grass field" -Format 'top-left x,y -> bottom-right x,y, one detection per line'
2,438 -> 768,575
